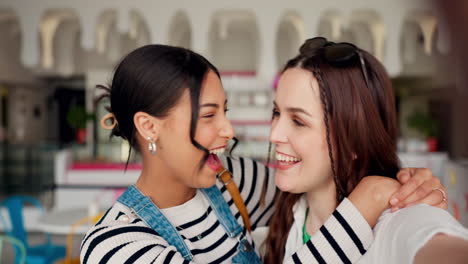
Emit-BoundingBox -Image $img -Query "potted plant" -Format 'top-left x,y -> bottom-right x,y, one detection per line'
406,109 -> 439,152
66,105 -> 94,144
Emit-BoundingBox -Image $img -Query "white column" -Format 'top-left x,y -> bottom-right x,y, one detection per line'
302,9 -> 328,40
141,8 -> 172,45
382,12 -> 404,76
16,7 -> 44,67
78,8 -> 101,51
190,8 -> 213,57
256,9 -> 281,82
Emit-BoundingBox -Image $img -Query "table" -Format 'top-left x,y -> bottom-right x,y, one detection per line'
37,208 -> 101,235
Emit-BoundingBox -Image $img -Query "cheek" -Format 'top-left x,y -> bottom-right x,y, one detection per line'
296,129 -> 331,173
293,129 -> 326,157
194,125 -> 218,146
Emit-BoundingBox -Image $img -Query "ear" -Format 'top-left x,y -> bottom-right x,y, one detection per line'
133,111 -> 163,141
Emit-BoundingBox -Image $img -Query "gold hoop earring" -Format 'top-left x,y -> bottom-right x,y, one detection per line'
100,113 -> 117,130
147,137 -> 157,155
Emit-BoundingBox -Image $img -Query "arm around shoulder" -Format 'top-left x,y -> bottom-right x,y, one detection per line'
348,176 -> 400,227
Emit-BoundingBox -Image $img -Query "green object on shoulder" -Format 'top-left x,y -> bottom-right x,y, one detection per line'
302,208 -> 311,244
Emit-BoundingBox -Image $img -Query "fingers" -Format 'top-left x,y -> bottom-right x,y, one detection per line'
396,168 -> 413,184
390,169 -> 426,206
402,189 -> 448,209
394,180 -> 437,208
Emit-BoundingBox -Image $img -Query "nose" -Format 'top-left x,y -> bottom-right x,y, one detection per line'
219,116 -> 234,140
269,118 -> 287,144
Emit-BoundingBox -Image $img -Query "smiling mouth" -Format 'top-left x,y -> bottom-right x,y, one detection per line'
275,151 -> 302,170
205,146 -> 226,171
209,146 -> 226,155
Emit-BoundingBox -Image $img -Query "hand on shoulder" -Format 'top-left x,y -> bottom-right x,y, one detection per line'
348,176 -> 401,227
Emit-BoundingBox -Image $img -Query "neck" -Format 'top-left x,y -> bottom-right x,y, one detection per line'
135,155 -> 196,209
305,178 -> 338,235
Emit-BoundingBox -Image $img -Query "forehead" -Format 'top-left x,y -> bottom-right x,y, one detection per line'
199,70 -> 225,102
276,68 -> 321,110
170,70 -> 224,116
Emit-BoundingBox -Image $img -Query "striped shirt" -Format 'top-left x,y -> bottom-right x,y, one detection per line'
80,156 -> 373,263
285,196 -> 373,263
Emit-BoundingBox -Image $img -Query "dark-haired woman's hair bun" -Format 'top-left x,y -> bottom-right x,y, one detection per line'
299,37 -> 328,57
110,124 -> 123,138
95,84 -> 124,139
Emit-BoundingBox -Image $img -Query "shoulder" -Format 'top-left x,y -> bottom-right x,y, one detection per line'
376,204 -> 459,231
80,203 -> 170,263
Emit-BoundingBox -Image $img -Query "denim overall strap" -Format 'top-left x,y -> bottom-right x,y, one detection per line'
200,185 -> 243,238
201,186 -> 262,264
117,185 -> 193,260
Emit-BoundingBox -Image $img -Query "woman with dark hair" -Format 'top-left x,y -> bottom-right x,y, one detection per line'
81,44 -> 446,263
264,37 -> 468,263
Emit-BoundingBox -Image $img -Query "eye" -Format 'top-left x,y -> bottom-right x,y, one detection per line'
272,108 -> 280,118
224,108 -> 229,113
293,118 -> 305,127
293,119 -> 305,126
202,113 -> 215,118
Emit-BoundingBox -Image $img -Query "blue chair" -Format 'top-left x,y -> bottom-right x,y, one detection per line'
0,196 -> 66,264
0,235 -> 26,264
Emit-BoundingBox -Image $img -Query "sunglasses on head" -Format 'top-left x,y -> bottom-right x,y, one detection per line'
300,37 -> 370,88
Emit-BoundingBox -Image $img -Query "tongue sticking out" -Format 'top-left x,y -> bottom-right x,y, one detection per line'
206,154 -> 222,171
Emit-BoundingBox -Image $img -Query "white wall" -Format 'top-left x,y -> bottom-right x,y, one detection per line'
0,0 -> 440,80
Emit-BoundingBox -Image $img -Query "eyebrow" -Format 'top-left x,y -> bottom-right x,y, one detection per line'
200,99 -> 228,108
273,101 -> 312,117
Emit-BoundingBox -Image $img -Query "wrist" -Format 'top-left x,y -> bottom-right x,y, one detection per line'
348,176 -> 400,227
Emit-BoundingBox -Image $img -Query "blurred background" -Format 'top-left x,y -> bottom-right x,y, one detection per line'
0,0 -> 467,262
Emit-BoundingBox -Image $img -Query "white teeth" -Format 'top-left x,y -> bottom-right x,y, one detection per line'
209,148 -> 225,155
275,153 -> 301,162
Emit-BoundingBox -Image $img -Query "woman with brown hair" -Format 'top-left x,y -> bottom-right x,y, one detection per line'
264,37 -> 468,263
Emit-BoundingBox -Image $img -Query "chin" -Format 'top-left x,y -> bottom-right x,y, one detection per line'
275,172 -> 311,194
275,173 -> 296,193
198,170 -> 218,188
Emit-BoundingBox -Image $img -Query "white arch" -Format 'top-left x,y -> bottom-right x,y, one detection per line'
0,8 -> 37,84
167,10 -> 192,49
39,9 -> 80,73
400,10 -> 438,75
54,19 -> 83,75
349,9 -> 385,61
119,10 -> 151,56
317,10 -> 345,41
276,11 -> 305,70
96,9 -> 118,55
208,10 -> 259,73
0,8 -> 21,71
404,10 -> 437,55
128,9 -> 151,48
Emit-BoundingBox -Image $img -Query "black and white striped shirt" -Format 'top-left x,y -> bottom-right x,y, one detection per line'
80,156 -> 373,263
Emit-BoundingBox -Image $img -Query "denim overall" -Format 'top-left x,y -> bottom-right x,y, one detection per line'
117,185 -> 261,263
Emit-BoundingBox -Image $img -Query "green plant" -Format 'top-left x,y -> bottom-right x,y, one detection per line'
66,105 -> 94,129
406,109 -> 439,138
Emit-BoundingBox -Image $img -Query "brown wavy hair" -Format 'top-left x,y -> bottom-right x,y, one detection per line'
262,39 -> 400,262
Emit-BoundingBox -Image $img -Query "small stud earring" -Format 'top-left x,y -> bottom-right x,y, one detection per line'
147,137 -> 157,155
